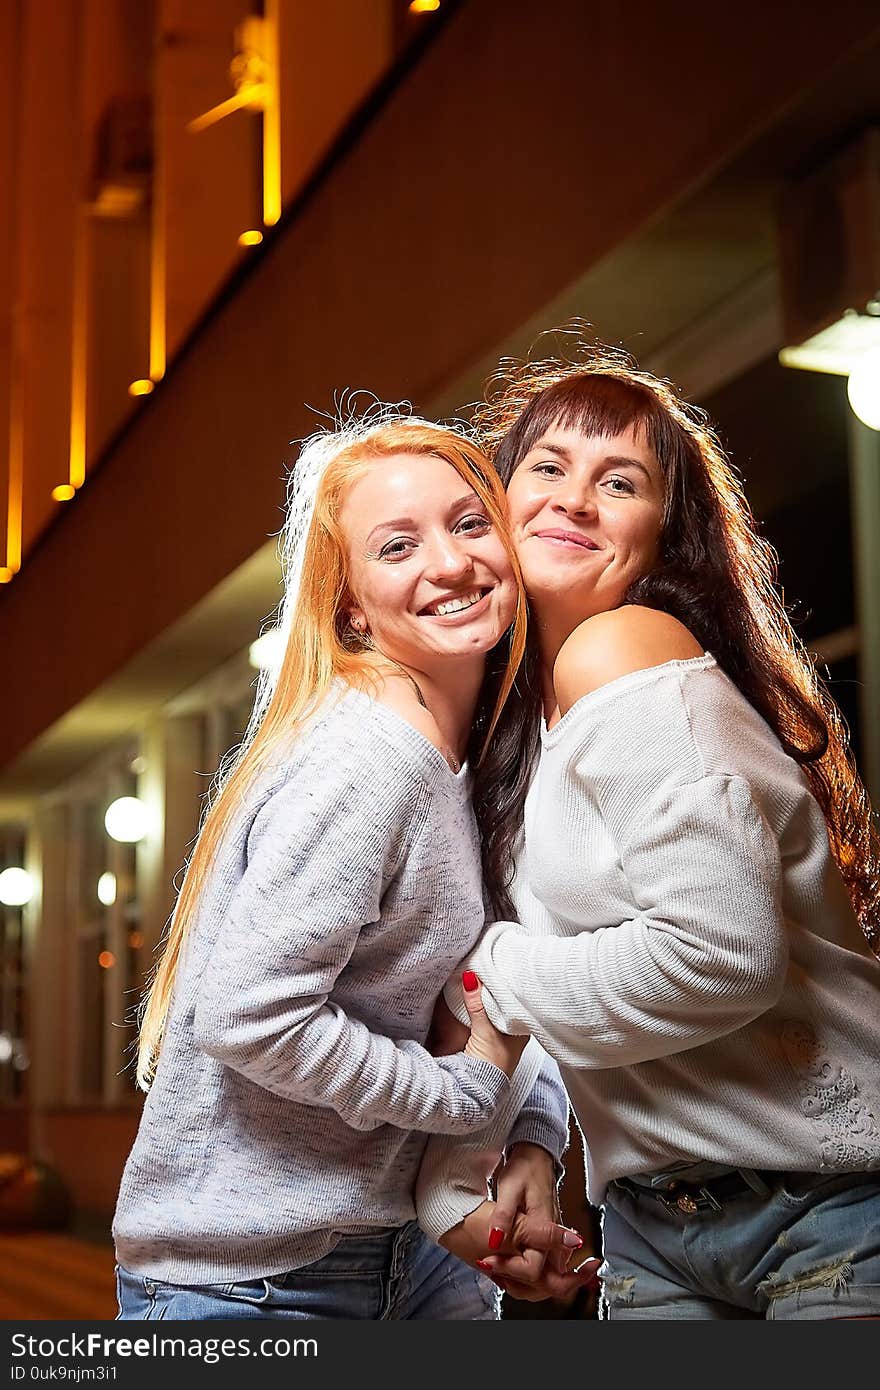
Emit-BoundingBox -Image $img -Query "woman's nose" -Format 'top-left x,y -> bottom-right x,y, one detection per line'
553,483 -> 596,517
425,534 -> 474,581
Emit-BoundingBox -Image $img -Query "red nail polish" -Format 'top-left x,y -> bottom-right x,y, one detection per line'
462,970 -> 479,992
488,1227 -> 505,1250
476,1260 -> 492,1272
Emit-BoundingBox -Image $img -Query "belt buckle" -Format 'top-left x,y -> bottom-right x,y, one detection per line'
657,1181 -> 722,1216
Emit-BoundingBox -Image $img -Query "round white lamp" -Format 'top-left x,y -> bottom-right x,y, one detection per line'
248,627 -> 285,673
104,796 -> 150,843
0,867 -> 34,907
847,348 -> 880,431
97,871 -> 117,906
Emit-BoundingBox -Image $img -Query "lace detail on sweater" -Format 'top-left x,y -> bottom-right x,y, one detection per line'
780,1021 -> 880,1169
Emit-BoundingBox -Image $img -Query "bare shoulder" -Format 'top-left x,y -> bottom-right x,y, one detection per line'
374,673 -> 448,756
553,606 -> 704,714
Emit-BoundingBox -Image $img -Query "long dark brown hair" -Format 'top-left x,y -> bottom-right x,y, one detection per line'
469,341 -> 880,952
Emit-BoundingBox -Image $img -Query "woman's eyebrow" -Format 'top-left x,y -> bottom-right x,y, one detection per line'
531,439 -> 574,462
364,493 -> 481,546
448,490 -> 481,511
603,455 -> 653,479
365,516 -> 417,545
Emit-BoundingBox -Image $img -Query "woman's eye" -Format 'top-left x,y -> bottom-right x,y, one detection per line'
379,538 -> 415,560
532,462 -> 564,478
456,513 -> 491,534
604,475 -> 635,494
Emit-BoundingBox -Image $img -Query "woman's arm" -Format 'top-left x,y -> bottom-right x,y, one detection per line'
445,613 -> 789,1065
417,1043 -> 591,1300
415,1037 -> 546,1240
504,1049 -> 569,1168
446,775 -> 787,1066
192,756 -> 509,1134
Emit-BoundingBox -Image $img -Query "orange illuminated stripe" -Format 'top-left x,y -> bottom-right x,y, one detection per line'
150,112 -> 166,383
4,363 -> 23,577
263,0 -> 281,227
410,0 -> 440,12
68,206 -> 89,490
188,89 -> 261,133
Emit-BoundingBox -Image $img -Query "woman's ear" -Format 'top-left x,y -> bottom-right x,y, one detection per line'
347,605 -> 368,635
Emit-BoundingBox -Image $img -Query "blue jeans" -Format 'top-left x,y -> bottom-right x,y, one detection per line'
600,1166 -> 880,1319
117,1221 -> 500,1320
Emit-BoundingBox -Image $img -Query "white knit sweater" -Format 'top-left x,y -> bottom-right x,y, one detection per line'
441,655 -> 880,1203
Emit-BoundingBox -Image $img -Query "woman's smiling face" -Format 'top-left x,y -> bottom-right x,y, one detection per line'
505,421 -> 665,623
340,451 -> 518,673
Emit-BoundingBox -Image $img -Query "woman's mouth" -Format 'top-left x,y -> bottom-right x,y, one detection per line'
533,529 -> 600,550
419,588 -> 491,619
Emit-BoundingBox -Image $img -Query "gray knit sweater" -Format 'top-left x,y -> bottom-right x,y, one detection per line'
113,687 -> 567,1283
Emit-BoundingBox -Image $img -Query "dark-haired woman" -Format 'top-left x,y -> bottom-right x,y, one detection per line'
424,348 -> 880,1319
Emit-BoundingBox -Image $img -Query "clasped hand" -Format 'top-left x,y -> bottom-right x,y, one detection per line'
428,993 -> 599,1303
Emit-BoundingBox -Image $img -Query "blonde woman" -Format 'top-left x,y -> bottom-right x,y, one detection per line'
113,413 -> 575,1320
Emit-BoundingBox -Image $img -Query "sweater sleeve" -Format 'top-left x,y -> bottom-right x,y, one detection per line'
415,1038 -> 546,1241
192,720 -> 508,1134
444,676 -> 789,1066
505,1047 -> 569,1166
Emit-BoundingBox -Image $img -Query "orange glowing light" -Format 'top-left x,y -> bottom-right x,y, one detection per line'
52,484 -> 76,502
69,205 -> 89,490
127,930 -> 145,950
263,2 -> 281,226
238,230 -> 263,247
128,378 -> 154,398
410,0 -> 440,11
98,950 -> 116,969
5,371 -> 23,576
150,168 -> 166,382
0,568 -> 13,584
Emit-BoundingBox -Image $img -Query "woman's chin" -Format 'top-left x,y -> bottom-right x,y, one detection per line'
428,630 -> 503,660
420,608 -> 513,660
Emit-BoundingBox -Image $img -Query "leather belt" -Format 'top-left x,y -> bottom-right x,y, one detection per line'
613,1168 -> 776,1215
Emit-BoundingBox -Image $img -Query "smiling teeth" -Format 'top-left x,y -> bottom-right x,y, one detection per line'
429,590 -> 484,616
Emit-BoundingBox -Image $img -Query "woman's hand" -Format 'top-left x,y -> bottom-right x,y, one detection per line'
492,1142 -> 562,1274
461,972 -> 528,1079
427,995 -> 470,1057
439,1198 -> 598,1302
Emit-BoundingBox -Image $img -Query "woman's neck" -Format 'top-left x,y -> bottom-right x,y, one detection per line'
409,660 -> 484,761
529,600 -> 580,719
374,653 -> 484,763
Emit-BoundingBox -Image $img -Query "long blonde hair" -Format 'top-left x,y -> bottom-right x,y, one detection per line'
136,412 -> 527,1088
